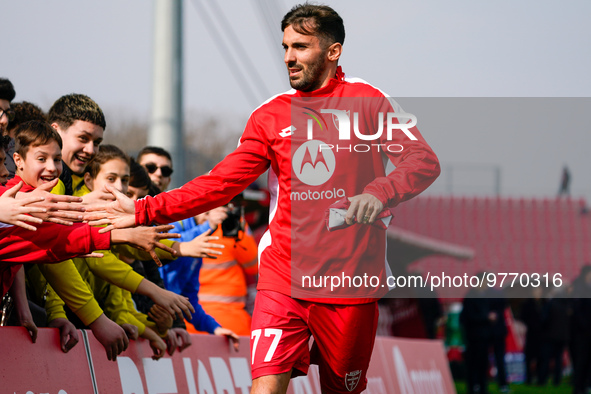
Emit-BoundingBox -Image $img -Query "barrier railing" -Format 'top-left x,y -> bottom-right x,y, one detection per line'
0,327 -> 455,393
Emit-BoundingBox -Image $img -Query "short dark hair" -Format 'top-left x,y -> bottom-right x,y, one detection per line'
0,78 -> 16,102
137,146 -> 173,165
6,102 -> 47,135
14,120 -> 63,159
129,157 -> 152,189
281,3 -> 345,47
48,93 -> 106,131
84,144 -> 129,180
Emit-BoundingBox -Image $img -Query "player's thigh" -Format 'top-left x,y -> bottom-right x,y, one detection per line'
310,302 -> 379,393
251,291 -> 312,379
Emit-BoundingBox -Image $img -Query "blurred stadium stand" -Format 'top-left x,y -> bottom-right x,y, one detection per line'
390,195 -> 591,298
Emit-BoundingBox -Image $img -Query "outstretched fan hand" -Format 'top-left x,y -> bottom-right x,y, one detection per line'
116,225 -> 181,267
83,184 -> 136,232
25,178 -> 86,225
0,181 -> 45,230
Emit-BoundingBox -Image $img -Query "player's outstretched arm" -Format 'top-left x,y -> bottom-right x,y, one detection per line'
0,181 -> 45,230
84,184 -> 136,231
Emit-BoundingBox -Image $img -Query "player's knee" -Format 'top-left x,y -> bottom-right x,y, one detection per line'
251,372 -> 291,394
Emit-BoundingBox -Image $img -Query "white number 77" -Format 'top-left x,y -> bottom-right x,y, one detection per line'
251,328 -> 283,364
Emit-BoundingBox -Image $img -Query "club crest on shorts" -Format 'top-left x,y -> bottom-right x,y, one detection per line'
345,369 -> 362,391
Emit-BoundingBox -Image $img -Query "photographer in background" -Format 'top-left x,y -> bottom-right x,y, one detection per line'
195,198 -> 258,336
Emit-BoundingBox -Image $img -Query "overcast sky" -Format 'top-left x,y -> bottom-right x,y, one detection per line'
4,0 -> 591,199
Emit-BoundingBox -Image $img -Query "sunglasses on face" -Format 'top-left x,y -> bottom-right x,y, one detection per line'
144,163 -> 173,177
0,108 -> 15,122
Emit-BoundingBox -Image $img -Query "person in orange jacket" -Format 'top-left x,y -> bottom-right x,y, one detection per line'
194,206 -> 258,336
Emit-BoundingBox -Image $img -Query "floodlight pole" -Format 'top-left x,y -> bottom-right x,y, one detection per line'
149,0 -> 185,189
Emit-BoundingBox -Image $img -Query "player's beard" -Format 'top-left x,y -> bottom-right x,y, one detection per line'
288,53 -> 328,92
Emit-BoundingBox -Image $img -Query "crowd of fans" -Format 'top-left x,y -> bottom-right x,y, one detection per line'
0,77 -> 258,361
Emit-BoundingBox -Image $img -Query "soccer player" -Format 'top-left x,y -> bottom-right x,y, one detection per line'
87,3 -> 440,392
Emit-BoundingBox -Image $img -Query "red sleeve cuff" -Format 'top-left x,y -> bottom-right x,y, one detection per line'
362,184 -> 390,208
135,198 -> 147,226
89,226 -> 111,250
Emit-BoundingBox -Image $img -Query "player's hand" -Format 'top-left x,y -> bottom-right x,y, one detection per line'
0,181 -> 45,230
89,314 -> 129,361
83,184 -> 136,231
48,317 -> 80,353
214,326 -> 240,352
177,229 -> 224,259
22,179 -> 85,225
111,225 -> 180,267
345,194 -> 384,225
148,304 -> 173,333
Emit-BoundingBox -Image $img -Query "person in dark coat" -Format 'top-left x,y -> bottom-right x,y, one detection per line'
521,286 -> 545,384
486,288 -> 509,391
570,266 -> 591,394
460,276 -> 510,394
461,289 -> 492,394
538,286 -> 570,386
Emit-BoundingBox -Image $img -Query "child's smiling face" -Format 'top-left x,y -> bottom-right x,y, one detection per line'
14,140 -> 62,187
55,120 -> 104,176
85,158 -> 130,194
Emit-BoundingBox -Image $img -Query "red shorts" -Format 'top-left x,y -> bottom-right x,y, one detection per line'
250,290 -> 379,393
